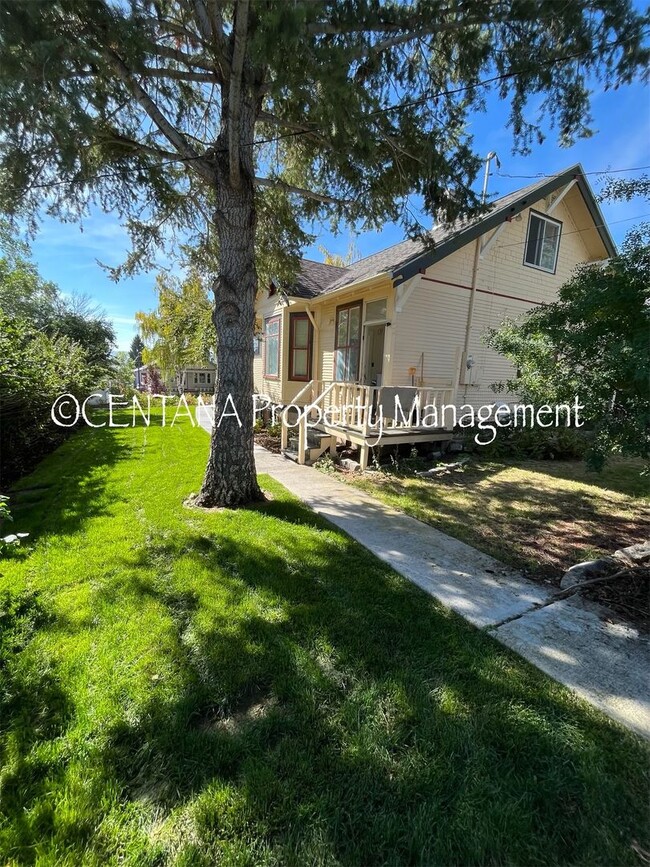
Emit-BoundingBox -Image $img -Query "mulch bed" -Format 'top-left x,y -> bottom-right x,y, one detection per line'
254,432 -> 282,454
580,567 -> 649,633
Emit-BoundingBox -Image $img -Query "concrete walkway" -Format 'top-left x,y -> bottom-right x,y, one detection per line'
198,419 -> 649,738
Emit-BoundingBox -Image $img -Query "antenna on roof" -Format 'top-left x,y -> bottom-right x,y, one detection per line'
482,151 -> 501,204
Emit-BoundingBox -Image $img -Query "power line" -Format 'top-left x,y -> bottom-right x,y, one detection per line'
498,165 -> 650,179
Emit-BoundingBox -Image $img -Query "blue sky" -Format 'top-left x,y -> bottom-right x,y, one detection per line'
29,78 -> 650,352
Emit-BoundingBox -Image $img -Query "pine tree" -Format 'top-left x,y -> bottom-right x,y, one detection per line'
129,335 -> 145,367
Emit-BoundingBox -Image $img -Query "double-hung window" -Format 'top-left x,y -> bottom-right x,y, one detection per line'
264,315 -> 280,378
288,313 -> 313,381
334,301 -> 362,381
524,212 -> 562,273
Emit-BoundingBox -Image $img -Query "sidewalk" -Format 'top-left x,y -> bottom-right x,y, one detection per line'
199,420 -> 650,739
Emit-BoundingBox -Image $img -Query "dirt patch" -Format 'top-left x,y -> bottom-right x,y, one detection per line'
350,459 -> 650,632
580,567 -> 649,633
183,491 -> 274,512
194,687 -> 277,734
254,432 -> 282,453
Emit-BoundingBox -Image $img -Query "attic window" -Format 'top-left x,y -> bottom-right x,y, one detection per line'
524,212 -> 562,273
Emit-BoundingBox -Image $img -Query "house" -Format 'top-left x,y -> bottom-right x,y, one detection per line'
175,364 -> 216,394
134,364 -> 165,393
134,363 -> 216,394
253,164 -> 615,468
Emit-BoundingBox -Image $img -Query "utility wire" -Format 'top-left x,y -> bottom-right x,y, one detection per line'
497,165 -> 650,179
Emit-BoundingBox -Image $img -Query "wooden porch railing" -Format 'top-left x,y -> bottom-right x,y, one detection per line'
284,380 -> 455,447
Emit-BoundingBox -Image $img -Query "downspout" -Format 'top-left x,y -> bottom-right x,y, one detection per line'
461,151 -> 500,396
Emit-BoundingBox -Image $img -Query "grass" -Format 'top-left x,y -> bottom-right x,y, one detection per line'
0,411 -> 648,865
349,457 -> 649,582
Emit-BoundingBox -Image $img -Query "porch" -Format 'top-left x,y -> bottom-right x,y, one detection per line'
279,379 -> 457,469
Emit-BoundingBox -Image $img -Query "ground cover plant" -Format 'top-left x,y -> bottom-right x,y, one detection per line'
0,411 -> 648,865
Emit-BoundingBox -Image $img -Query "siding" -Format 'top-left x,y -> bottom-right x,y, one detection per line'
253,293 -> 284,404
391,193 -> 595,408
253,187 -> 604,411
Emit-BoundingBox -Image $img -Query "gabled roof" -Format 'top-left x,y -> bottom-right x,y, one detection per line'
287,164 -> 615,299
288,258 -> 346,299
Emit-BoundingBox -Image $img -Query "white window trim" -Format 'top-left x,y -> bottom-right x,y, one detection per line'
523,210 -> 562,274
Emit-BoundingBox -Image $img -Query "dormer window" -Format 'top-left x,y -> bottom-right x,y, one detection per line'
524,211 -> 562,273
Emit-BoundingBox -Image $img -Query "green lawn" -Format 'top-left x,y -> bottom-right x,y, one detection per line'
1,413 -> 648,866
349,457 -> 649,582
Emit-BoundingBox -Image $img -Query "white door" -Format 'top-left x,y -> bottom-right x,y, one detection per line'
363,324 -> 385,385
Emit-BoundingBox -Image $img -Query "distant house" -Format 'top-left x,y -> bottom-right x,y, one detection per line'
134,365 -> 165,393
134,363 -> 216,394
175,364 -> 216,394
253,164 -> 615,468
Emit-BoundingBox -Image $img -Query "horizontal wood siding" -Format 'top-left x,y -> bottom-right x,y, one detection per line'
392,195 -> 594,408
253,293 -> 284,404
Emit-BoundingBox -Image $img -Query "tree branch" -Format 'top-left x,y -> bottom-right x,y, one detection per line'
140,66 -> 221,83
97,131 -> 184,162
104,49 -> 215,184
148,43 -> 217,72
254,176 -> 349,205
257,111 -> 333,149
192,0 -> 229,81
229,0 -> 250,189
206,0 -> 225,42
192,0 -> 214,41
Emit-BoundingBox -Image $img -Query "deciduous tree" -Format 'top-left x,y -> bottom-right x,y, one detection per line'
487,220 -> 650,469
135,271 -> 214,384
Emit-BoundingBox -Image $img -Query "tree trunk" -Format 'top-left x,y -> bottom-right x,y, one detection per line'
195,100 -> 263,508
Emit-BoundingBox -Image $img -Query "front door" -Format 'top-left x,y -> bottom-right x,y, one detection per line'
363,324 -> 385,386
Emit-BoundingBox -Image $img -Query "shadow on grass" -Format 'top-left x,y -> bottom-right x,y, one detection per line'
87,506 -> 648,865
1,442 -> 647,864
0,592 -> 77,856
363,465 -> 648,579
5,424 -> 135,546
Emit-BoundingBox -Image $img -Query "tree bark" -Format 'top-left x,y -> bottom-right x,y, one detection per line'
195,97 -> 263,507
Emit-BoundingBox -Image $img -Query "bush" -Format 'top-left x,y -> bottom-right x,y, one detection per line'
0,314 -> 94,485
465,425 -> 590,461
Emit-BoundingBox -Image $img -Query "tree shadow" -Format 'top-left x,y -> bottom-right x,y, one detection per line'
5,425 -> 136,546
82,509 -> 648,865
2,450 -> 647,864
363,464 -> 648,580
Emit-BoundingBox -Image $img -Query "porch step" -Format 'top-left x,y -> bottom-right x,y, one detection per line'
284,430 -> 334,466
287,430 -> 331,450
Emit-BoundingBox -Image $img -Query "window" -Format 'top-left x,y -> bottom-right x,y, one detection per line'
207,372 -> 211,384
524,212 -> 562,273
289,313 -> 313,381
364,298 -> 387,322
264,315 -> 280,378
253,336 -> 261,356
193,373 -> 198,384
199,372 -> 206,384
335,301 -> 362,381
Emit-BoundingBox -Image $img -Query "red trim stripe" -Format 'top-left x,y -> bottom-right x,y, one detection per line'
419,275 -> 545,306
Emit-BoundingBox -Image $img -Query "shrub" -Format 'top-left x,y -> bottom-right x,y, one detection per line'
0,314 -> 94,485
465,425 -> 590,461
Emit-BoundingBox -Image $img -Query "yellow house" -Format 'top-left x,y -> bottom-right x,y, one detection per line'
253,165 -> 615,468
